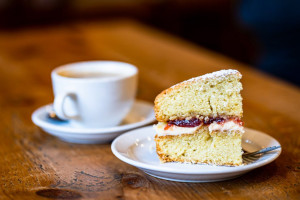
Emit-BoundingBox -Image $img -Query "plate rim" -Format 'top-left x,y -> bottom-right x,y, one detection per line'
32,100 -> 156,135
111,125 -> 281,175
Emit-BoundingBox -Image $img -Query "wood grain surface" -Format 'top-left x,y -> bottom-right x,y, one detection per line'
0,19 -> 299,200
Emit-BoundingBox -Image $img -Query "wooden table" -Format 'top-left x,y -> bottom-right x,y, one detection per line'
0,19 -> 299,200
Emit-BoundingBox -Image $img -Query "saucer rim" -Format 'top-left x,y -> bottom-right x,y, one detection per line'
111,126 -> 281,175
32,100 -> 156,135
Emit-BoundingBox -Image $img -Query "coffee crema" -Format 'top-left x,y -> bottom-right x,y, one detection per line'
58,71 -> 121,78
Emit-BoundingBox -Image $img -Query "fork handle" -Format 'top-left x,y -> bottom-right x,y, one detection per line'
243,146 -> 281,156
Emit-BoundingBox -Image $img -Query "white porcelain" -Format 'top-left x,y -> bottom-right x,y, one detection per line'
52,61 -> 138,128
32,100 -> 155,144
111,126 -> 281,182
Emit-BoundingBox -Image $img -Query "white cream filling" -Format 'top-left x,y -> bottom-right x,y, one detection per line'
154,120 -> 244,136
208,120 -> 244,133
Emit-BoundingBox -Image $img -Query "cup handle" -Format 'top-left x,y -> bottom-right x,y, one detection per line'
53,92 -> 78,120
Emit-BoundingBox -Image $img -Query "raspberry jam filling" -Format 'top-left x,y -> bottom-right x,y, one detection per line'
166,117 -> 243,129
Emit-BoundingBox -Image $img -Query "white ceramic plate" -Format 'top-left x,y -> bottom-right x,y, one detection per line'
32,100 -> 155,144
111,126 -> 281,182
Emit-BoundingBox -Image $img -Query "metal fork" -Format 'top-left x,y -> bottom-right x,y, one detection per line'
242,146 -> 281,164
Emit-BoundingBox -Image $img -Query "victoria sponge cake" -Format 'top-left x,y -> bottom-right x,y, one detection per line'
153,69 -> 244,166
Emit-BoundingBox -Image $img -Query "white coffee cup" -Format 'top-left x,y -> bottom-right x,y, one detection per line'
51,61 -> 138,128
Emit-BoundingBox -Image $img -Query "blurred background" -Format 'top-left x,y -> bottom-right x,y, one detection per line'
0,0 -> 299,86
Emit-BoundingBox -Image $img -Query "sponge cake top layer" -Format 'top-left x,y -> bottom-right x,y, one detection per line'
154,69 -> 243,122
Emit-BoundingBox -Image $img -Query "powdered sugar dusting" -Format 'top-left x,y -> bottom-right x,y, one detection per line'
171,69 -> 241,88
199,69 -> 240,80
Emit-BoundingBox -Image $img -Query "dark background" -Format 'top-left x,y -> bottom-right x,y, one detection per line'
0,0 -> 299,86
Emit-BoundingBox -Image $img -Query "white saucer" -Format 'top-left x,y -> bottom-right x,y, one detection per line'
111,126 -> 281,182
32,100 -> 156,144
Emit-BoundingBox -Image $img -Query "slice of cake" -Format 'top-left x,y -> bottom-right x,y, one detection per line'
153,69 -> 244,166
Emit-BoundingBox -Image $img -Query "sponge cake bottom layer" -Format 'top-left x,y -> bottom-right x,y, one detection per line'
155,128 -> 243,166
